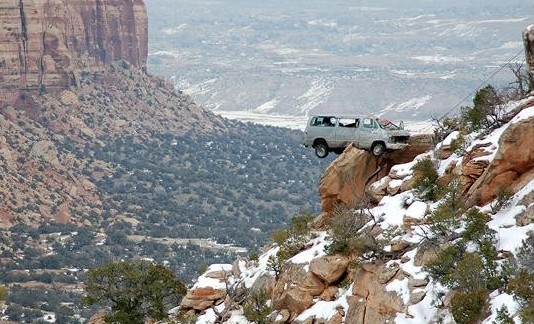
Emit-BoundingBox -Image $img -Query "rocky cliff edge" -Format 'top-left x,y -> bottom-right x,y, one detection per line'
178,95 -> 534,323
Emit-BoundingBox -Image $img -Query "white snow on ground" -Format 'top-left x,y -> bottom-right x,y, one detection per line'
240,246 -> 279,289
412,55 -> 464,63
394,287 -> 446,324
440,130 -> 459,147
487,176 -> 534,254
215,110 -> 309,130
500,41 -> 523,49
296,79 -> 331,115
483,291 -> 520,323
372,193 -> 410,228
389,161 -> 415,179
467,103 -> 534,163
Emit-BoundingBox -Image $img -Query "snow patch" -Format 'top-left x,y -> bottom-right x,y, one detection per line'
386,278 -> 410,304
289,232 -> 328,270
405,201 -> 428,220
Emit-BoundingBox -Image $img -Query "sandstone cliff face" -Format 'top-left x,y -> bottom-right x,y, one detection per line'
0,0 -> 148,103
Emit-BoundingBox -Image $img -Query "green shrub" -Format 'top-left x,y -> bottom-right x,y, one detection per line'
249,252 -> 259,262
243,289 -> 272,324
427,203 -> 458,239
449,132 -> 469,155
462,209 -> 493,244
490,187 -> 513,214
450,288 -> 488,324
509,269 -> 534,322
412,158 -> 441,201
0,285 -> 7,301
425,178 -> 465,240
266,255 -> 283,280
324,205 -> 369,256
493,305 -> 514,324
461,85 -> 504,132
273,213 -> 315,261
425,244 -> 465,288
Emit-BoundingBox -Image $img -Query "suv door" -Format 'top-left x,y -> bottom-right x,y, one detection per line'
334,118 -> 360,147
359,118 -> 381,149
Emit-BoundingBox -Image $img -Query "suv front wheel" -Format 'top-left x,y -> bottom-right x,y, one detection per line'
371,142 -> 386,157
314,142 -> 329,158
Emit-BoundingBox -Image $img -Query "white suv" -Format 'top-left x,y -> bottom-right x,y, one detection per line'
302,115 -> 410,158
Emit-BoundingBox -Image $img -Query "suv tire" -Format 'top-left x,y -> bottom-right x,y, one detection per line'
372,142 -> 386,157
314,142 -> 329,158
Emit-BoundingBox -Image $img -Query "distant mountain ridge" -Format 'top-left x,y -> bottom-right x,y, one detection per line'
146,0 -> 533,122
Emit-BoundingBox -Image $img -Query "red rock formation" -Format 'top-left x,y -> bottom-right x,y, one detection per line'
466,115 -> 534,206
346,263 -> 405,324
0,0 -> 148,104
319,134 -> 432,216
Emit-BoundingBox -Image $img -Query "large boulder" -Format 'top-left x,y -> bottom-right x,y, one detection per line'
346,263 -> 406,324
309,255 -> 349,284
465,113 -> 534,206
272,287 -> 314,316
180,287 -> 225,311
271,262 -> 331,319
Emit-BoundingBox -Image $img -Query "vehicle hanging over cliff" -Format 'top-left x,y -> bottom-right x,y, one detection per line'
302,115 -> 410,158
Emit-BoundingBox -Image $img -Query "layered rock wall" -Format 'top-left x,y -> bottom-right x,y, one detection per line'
0,0 -> 148,103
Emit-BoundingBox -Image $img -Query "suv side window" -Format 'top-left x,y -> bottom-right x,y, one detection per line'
363,118 -> 376,129
311,116 -> 335,127
338,118 -> 360,128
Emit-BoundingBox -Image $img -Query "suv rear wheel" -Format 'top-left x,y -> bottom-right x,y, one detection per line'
314,142 -> 329,158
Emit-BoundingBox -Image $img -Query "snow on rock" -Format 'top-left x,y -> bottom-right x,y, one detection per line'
373,192 -> 410,228
389,160 -> 417,179
404,201 -> 428,220
193,264 -> 233,289
440,130 -> 459,147
240,246 -> 279,289
386,278 -> 410,304
289,232 -> 328,271
294,286 -> 351,322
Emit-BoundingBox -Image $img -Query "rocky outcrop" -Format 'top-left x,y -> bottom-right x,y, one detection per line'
319,134 -> 432,216
346,263 -> 406,324
0,0 -> 148,104
465,115 -> 534,206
